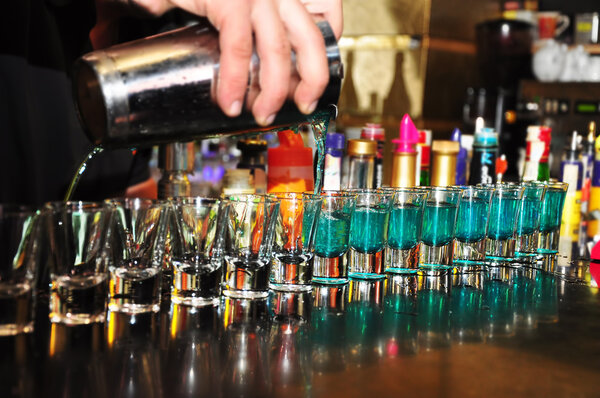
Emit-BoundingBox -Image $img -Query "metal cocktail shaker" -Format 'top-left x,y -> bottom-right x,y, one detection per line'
73,20 -> 342,148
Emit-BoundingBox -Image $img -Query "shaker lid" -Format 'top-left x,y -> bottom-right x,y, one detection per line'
347,139 -> 377,156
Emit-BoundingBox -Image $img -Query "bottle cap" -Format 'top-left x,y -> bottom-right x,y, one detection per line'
451,127 -> 462,143
392,114 -> 419,153
473,127 -> 498,147
361,123 -> 385,141
325,132 -> 345,150
268,130 -> 313,168
237,138 -> 267,152
432,140 -> 460,155
347,139 -> 377,156
418,130 -> 431,166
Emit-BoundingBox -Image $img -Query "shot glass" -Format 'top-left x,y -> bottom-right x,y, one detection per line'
346,189 -> 393,279
453,186 -> 494,267
222,194 -> 279,299
514,182 -> 546,264
45,201 -> 112,324
270,192 -> 322,291
485,184 -> 525,265
537,181 -> 568,255
106,198 -> 168,313
170,197 -> 227,306
0,205 -> 40,335
312,191 -> 356,284
385,188 -> 428,274
419,187 -> 461,269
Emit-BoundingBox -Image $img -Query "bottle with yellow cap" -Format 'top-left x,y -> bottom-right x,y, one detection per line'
347,139 -> 376,189
431,140 -> 460,186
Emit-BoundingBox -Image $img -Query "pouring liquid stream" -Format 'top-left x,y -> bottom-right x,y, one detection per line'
64,146 -> 104,201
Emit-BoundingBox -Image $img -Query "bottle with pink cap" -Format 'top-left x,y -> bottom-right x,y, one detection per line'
390,114 -> 419,188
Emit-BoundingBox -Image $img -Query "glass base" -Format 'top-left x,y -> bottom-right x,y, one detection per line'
270,256 -> 313,289
385,246 -> 419,274
537,229 -> 560,254
419,242 -> 453,269
515,231 -> 539,257
221,288 -> 269,299
0,322 -> 34,336
485,237 -> 516,265
535,253 -> 556,272
347,248 -> 386,279
312,254 -> 347,283
170,295 -> 219,307
312,276 -> 349,285
453,239 -> 486,265
50,312 -> 106,325
108,301 -> 161,313
513,252 -> 537,266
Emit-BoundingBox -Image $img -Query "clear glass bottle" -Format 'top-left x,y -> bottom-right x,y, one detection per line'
347,139 -> 376,189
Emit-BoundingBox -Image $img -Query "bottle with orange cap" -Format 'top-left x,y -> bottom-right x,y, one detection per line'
267,130 -> 314,193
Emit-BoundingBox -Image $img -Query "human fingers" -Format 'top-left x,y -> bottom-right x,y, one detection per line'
279,0 -> 328,115
299,0 -> 343,39
249,0 -> 292,126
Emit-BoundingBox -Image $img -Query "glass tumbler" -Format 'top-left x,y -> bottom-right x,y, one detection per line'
453,186 -> 494,267
0,205 -> 40,335
514,182 -> 546,264
170,197 -> 227,306
347,189 -> 393,279
222,194 -> 279,299
106,198 -> 168,313
270,192 -> 322,292
312,191 -> 356,284
385,188 -> 428,274
420,187 -> 461,269
45,201 -> 112,324
537,181 -> 568,255
485,184 -> 525,265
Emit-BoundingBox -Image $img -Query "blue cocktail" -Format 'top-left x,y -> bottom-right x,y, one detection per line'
485,184 -> 524,264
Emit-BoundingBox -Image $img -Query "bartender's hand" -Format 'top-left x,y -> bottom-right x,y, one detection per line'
129,0 -> 342,126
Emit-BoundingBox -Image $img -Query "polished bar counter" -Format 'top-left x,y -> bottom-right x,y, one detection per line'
1,244 -> 599,398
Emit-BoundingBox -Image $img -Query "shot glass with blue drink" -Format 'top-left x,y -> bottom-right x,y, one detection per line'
311,191 -> 357,284
385,188 -> 428,274
485,183 -> 525,265
514,182 -> 546,264
420,187 -> 461,270
537,181 -> 568,255
347,189 -> 393,279
453,185 -> 494,268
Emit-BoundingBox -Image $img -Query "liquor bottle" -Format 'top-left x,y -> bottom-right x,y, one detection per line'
322,132 -> 345,191
468,127 -> 498,185
361,123 -> 385,188
451,128 -> 468,185
560,131 -> 583,240
431,140 -> 460,187
417,130 -> 431,186
588,125 -> 600,238
237,138 -> 267,193
346,139 -> 376,189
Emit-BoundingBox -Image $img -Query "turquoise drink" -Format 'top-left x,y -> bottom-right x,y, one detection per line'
485,184 -> 524,264
515,182 -> 546,263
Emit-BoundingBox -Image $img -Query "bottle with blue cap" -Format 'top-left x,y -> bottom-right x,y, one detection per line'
468,118 -> 498,185
322,132 -> 345,191
451,128 -> 468,185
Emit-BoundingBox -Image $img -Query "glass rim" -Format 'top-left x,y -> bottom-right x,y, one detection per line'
424,186 -> 462,193
169,196 -> 221,205
452,185 -> 495,192
543,181 -> 569,191
307,190 -> 356,198
107,197 -> 169,206
44,201 -> 106,212
342,188 -> 393,196
379,186 -> 429,193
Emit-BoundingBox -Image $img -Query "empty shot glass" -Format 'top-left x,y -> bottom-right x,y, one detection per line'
222,194 -> 279,299
170,197 -> 227,306
46,201 -> 112,324
0,205 -> 40,335
453,186 -> 494,267
385,188 -> 428,274
347,189 -> 393,279
514,182 -> 546,264
312,191 -> 356,284
270,192 -> 322,291
485,184 -> 525,265
106,198 -> 168,313
420,187 -> 461,269
537,181 -> 568,255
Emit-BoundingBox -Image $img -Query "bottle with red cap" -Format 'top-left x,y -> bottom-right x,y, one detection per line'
361,123 -> 385,188
267,130 -> 314,193
417,130 -> 431,186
